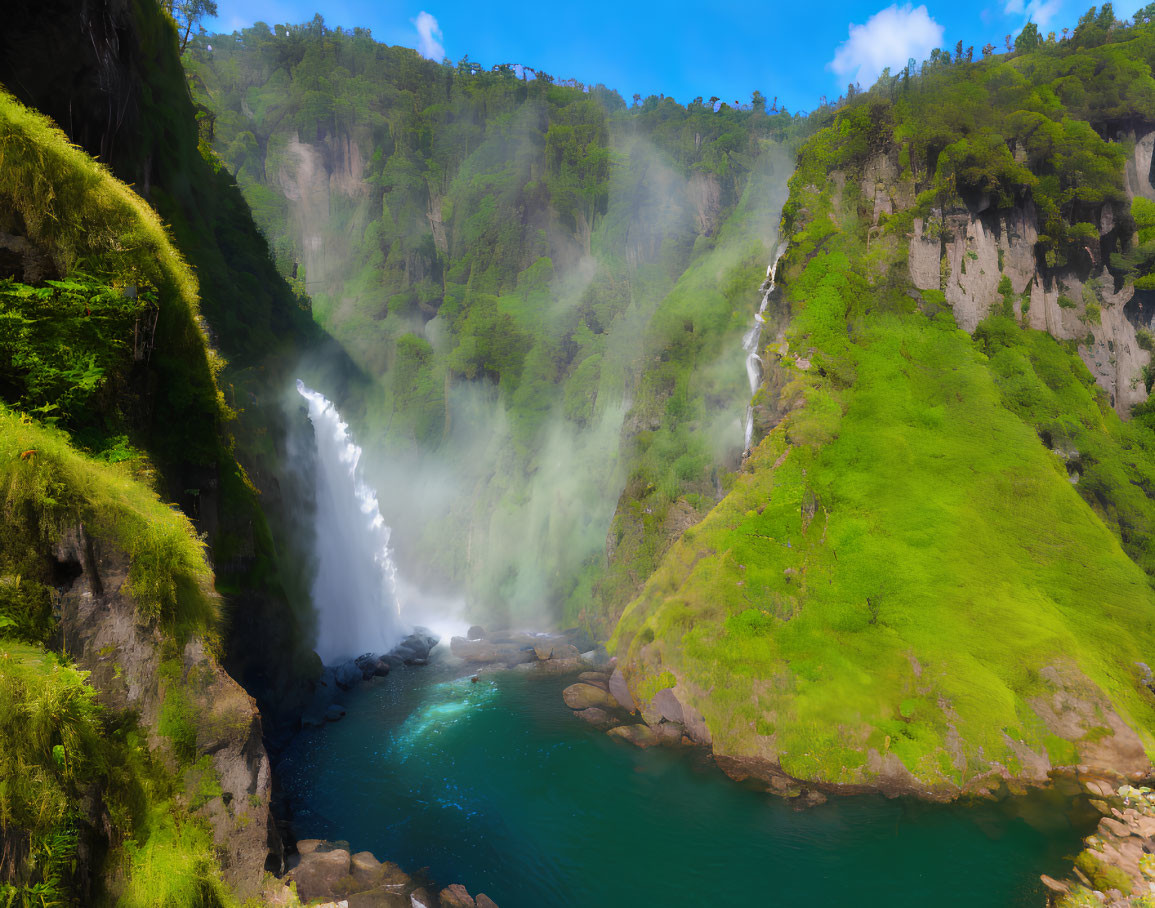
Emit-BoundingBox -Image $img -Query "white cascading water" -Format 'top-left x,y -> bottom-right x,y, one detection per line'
297,379 -> 405,664
742,249 -> 785,452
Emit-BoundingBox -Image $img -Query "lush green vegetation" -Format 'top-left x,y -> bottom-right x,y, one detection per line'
0,40 -> 261,903
613,7 -> 1155,791
0,643 -> 233,907
187,21 -> 811,625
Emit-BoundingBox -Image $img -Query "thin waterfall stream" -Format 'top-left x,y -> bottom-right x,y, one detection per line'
742,248 -> 784,452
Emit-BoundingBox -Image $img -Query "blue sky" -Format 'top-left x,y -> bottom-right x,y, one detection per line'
207,0 -> 1151,113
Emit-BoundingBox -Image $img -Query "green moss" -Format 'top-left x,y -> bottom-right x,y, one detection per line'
637,670 -> 678,702
0,89 -> 231,469
1075,849 -> 1133,895
1,408 -> 218,636
0,643 -> 232,906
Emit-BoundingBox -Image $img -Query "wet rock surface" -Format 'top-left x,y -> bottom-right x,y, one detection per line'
275,839 -> 500,907
303,628 -> 441,725
449,627 -> 604,676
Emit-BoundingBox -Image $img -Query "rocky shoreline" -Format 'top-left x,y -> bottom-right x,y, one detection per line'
1044,780 -> 1155,907
266,838 -> 499,907
301,628 -> 442,727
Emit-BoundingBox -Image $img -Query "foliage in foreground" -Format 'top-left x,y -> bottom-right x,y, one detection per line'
0,643 -> 232,907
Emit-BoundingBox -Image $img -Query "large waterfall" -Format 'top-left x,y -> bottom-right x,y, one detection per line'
742,249 -> 784,452
297,380 -> 405,664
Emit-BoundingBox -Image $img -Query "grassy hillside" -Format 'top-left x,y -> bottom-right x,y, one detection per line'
613,6 -> 1155,793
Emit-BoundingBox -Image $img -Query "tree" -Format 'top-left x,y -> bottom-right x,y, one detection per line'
982,43 -> 995,56
169,0 -> 218,54
1015,21 -> 1042,51
955,39 -> 964,61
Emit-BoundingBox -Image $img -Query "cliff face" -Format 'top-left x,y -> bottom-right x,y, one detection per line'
54,526 -> 278,897
885,136 -> 1155,414
0,0 -> 327,738
275,130 -> 373,293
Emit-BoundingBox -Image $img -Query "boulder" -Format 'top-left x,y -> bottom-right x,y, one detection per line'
681,701 -> 712,746
290,848 -> 352,903
347,889 -> 410,908
534,641 -> 581,661
296,839 -> 325,856
324,703 -> 347,722
574,707 -> 614,727
467,625 -> 486,640
350,851 -> 382,886
525,657 -> 583,675
561,626 -> 595,652
607,724 -> 660,748
608,667 -> 636,712
562,682 -> 616,710
475,896 -> 500,908
652,687 -> 684,724
334,660 -> 363,689
439,884 -> 476,907
410,888 -> 433,908
450,637 -> 533,665
652,721 -> 684,743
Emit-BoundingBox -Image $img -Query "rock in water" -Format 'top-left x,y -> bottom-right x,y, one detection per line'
334,660 -> 363,689
562,682 -> 616,710
535,641 -> 581,661
574,707 -> 614,727
607,724 -> 660,748
439,884 -> 476,907
475,896 -> 501,908
467,625 -> 486,640
324,703 -> 346,722
289,848 -> 352,902
450,637 -> 533,664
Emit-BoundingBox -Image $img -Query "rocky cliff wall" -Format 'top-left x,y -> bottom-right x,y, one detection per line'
53,525 -> 279,899
882,137 -> 1155,415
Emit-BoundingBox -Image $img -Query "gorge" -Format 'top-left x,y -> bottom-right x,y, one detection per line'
4,1 -> 1155,907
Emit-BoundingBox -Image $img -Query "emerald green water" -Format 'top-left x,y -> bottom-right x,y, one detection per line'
278,661 -> 1095,907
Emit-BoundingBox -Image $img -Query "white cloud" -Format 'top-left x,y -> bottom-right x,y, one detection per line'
413,11 -> 444,61
830,4 -> 945,87
1004,0 -> 1064,27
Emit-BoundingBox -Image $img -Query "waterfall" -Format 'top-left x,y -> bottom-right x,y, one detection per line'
297,380 -> 405,664
742,249 -> 785,452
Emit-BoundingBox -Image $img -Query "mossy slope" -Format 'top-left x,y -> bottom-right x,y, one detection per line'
613,14 -> 1155,795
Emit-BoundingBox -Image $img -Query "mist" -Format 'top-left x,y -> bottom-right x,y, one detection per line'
283,128 -> 793,644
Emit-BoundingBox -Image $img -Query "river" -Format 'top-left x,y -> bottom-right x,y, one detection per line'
278,656 -> 1095,907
